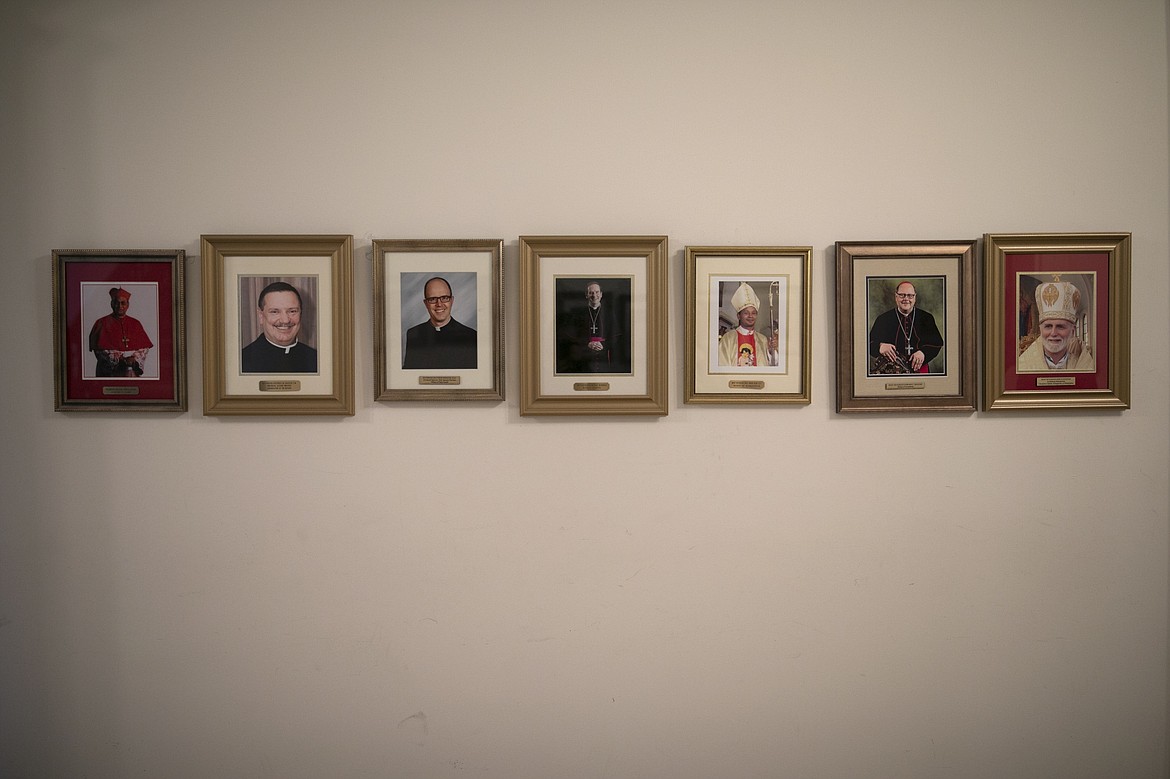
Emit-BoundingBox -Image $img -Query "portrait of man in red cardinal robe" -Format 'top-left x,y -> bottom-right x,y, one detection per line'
87,285 -> 156,378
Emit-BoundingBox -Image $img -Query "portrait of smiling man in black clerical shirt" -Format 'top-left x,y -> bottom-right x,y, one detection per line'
241,280 -> 318,374
401,274 -> 478,370
554,277 -> 632,374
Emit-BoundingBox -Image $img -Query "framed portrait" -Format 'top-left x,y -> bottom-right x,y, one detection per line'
373,238 -> 504,401
835,240 -> 977,413
52,249 -> 187,412
519,235 -> 668,416
983,232 -> 1131,411
684,246 -> 812,404
201,234 -> 354,416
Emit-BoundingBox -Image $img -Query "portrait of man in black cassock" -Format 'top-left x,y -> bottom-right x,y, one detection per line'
866,277 -> 946,376
399,272 -> 478,370
554,277 -> 632,374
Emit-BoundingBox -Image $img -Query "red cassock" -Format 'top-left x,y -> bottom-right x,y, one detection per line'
89,314 -> 153,352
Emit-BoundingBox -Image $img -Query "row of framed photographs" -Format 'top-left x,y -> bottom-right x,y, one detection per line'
51,232 -> 1131,416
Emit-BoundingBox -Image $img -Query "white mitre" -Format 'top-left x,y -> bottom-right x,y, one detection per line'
731,282 -> 760,312
1035,277 -> 1080,323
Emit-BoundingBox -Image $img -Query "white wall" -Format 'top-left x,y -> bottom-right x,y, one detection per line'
2,1 -> 1167,777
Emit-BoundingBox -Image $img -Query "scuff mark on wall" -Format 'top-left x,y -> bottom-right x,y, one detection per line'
397,711 -> 428,746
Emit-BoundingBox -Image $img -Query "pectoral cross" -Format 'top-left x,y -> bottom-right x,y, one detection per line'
587,307 -> 601,335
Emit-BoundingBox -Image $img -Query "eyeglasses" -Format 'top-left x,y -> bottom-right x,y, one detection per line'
424,295 -> 452,305
895,292 -> 916,299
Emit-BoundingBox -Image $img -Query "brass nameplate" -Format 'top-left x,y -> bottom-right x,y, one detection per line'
728,380 -> 765,390
1037,376 -> 1076,387
884,381 -> 926,390
419,376 -> 461,386
573,382 -> 610,392
102,386 -> 140,396
258,380 -> 301,392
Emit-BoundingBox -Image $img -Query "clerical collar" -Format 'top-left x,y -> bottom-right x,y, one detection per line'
264,337 -> 300,354
736,326 -> 755,335
1043,351 -> 1069,369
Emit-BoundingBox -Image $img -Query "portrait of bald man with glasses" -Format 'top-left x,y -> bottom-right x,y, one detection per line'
867,280 -> 944,374
402,276 -> 478,370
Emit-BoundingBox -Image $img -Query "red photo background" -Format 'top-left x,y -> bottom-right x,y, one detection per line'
63,260 -> 177,402
1002,252 -> 1109,391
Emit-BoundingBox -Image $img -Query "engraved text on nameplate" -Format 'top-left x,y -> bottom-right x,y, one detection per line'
258,380 -> 301,392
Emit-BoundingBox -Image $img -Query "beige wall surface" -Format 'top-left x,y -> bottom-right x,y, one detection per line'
1,1 -> 1167,777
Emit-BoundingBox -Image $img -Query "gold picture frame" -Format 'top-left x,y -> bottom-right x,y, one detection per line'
52,248 -> 187,412
519,235 -> 668,416
982,232 -> 1131,411
835,240 -> 977,413
373,238 -> 504,402
201,234 -> 354,416
684,246 -> 812,404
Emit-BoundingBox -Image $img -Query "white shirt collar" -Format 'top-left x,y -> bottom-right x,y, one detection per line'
264,337 -> 299,353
